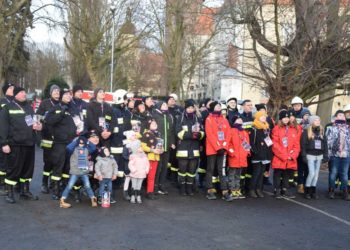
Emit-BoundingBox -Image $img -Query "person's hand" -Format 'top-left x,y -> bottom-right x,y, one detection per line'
2,145 -> 10,154
171,144 -> 176,149
112,175 -> 117,181
217,148 -> 225,155
99,176 -> 103,181
33,122 -> 42,131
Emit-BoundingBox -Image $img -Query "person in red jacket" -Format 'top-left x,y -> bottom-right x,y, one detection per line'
205,101 -> 230,200
272,109 -> 301,199
226,115 -> 250,200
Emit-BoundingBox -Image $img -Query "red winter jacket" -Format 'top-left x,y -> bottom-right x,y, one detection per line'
205,113 -> 230,156
271,125 -> 300,170
227,128 -> 250,168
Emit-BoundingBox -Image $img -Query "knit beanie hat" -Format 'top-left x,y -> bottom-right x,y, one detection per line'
184,99 -> 195,109
50,84 -> 60,96
279,109 -> 290,120
255,103 -> 267,111
13,86 -> 25,97
72,85 -> 83,96
209,101 -> 220,112
2,82 -> 14,95
309,115 -> 320,125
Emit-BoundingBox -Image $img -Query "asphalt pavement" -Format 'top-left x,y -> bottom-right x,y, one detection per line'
0,148 -> 349,250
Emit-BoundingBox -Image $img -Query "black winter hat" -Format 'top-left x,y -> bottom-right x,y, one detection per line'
142,96 -> 152,103
184,99 -> 196,109
334,110 -> 345,117
279,109 -> 290,120
60,88 -> 71,99
2,82 -> 14,95
231,114 -> 243,124
255,103 -> 267,111
166,96 -> 175,103
288,109 -> 296,117
72,85 -> 83,96
209,101 -> 220,112
94,88 -> 104,98
155,100 -> 165,111
13,86 -> 25,97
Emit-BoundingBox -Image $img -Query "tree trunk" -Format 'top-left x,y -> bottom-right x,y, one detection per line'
316,90 -> 336,126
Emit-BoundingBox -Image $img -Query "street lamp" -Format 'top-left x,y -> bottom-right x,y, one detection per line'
110,1 -> 116,93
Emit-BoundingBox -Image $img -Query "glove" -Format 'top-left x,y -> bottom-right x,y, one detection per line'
217,149 -> 226,155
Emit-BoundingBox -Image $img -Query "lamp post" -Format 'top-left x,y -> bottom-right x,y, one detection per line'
110,2 -> 116,93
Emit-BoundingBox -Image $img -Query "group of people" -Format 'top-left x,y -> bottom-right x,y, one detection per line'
0,82 -> 349,209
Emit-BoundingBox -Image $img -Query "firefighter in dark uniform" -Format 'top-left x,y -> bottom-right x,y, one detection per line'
0,87 -> 43,203
240,99 -> 254,193
110,89 -> 130,202
44,89 -> 77,200
36,84 -> 61,194
86,88 -> 115,148
0,82 -> 15,195
167,94 -> 183,184
175,99 -> 204,195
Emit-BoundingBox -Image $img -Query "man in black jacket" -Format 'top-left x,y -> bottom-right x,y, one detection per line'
45,89 -> 77,200
86,88 -> 115,148
0,87 -> 42,203
0,82 -> 15,195
36,84 -> 61,193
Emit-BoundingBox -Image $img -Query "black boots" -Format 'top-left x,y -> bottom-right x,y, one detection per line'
310,187 -> 319,199
0,176 -> 7,196
5,184 -> 15,204
52,181 -> 60,200
179,183 -> 186,196
343,189 -> 350,201
304,187 -> 311,199
20,182 -> 38,201
41,176 -> 49,194
186,183 -> 194,196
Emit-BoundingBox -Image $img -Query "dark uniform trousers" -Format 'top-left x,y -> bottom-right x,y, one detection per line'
5,146 -> 35,186
178,159 -> 198,185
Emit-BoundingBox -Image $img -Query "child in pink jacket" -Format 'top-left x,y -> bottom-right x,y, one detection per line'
125,131 -> 150,204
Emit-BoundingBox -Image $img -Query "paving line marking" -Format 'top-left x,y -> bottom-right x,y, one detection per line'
264,191 -> 350,227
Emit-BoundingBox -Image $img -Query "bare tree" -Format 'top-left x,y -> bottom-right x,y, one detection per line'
223,0 -> 350,119
0,0 -> 32,86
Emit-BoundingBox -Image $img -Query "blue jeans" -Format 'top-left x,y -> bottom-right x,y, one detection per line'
61,174 -> 95,199
329,157 -> 350,190
99,178 -> 112,197
306,155 -> 322,187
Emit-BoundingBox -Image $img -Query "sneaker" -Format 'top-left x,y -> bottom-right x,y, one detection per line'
256,189 -> 265,198
110,197 -> 117,204
274,189 -> 282,199
97,196 -> 102,204
130,195 -> 136,204
222,192 -> 234,202
158,186 -> 169,195
206,192 -> 217,200
249,190 -> 258,198
281,190 -> 295,199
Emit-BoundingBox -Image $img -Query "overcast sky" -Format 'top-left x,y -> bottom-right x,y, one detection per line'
27,0 -> 224,45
